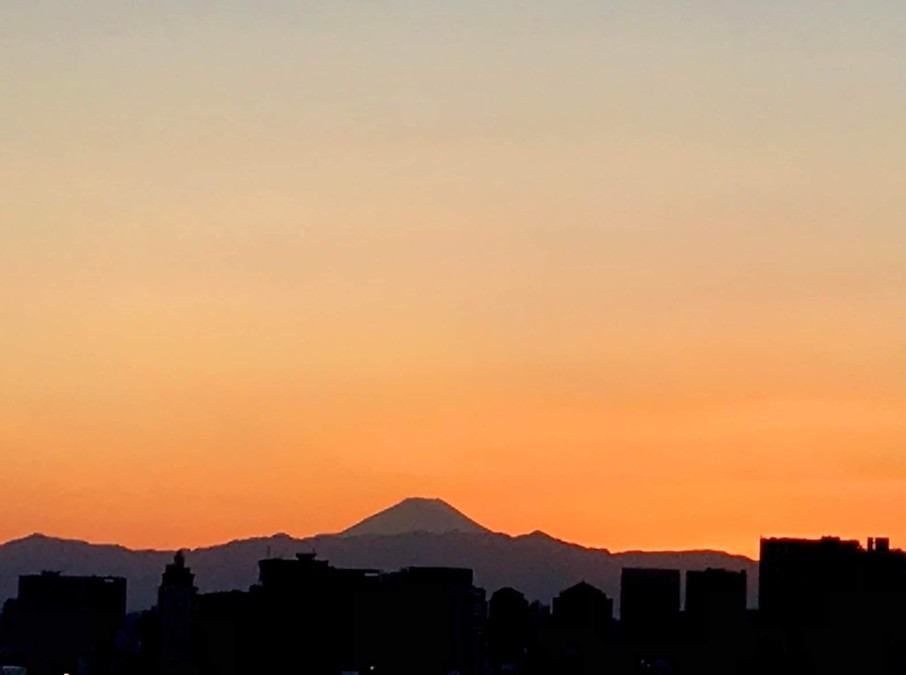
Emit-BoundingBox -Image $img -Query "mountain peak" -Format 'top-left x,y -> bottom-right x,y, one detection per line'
5,532 -> 74,547
340,497 -> 491,537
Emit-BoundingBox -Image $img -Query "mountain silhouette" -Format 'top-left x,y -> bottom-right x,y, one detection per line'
0,502 -> 758,614
340,497 -> 492,537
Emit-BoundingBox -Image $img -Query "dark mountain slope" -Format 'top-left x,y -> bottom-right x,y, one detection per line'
0,505 -> 757,613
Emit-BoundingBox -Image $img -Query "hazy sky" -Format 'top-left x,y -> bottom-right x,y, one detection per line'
2,1 -> 903,556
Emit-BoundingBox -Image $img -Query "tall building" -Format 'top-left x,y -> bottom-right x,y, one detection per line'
381,566 -> 487,675
619,568 -> 682,672
194,590 -> 253,675
620,568 -> 681,629
759,537 -> 864,625
487,587 -> 530,672
158,551 -> 198,675
252,552 -> 360,673
684,568 -> 750,673
549,582 -> 614,675
5,571 -> 126,675
552,582 -> 613,632
685,568 -> 747,623
758,536 -> 906,674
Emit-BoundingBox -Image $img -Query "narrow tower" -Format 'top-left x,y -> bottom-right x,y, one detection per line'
158,550 -> 197,675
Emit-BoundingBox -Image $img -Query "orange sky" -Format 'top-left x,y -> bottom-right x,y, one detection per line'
1,2 -> 903,558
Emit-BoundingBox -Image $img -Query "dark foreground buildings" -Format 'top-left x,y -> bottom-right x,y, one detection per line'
1,534 -> 905,674
0,572 -> 126,675
758,536 -> 906,674
151,553 -> 486,675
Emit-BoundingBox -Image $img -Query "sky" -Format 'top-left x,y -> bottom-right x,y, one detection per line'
1,1 -> 903,558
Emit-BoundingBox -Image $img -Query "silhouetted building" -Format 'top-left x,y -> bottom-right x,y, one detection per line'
620,568 -> 681,672
684,569 -> 750,674
620,568 -> 680,630
194,590 -> 252,675
552,582 -> 613,632
4,571 -> 126,675
487,587 -> 530,673
549,582 -> 613,675
686,568 -> 746,624
158,551 -> 198,675
524,601 -> 552,675
758,536 -> 906,674
760,537 -> 862,626
381,566 -> 486,675
251,552 -> 365,673
863,537 -> 906,674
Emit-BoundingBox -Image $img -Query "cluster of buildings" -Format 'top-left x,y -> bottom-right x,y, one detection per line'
0,536 -> 904,674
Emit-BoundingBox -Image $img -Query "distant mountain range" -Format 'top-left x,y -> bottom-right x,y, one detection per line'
0,498 -> 757,613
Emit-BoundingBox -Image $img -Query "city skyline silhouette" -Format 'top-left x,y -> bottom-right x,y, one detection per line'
2,529 -> 904,674
3,2 -> 903,672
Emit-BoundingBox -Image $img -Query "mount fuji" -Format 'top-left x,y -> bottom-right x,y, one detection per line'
340,497 -> 492,537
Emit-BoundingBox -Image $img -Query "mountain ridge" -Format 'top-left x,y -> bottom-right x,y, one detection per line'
0,500 -> 759,613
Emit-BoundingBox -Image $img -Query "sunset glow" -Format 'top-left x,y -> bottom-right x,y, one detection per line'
2,2 -> 903,558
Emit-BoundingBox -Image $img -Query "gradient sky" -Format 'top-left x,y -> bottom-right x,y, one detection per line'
2,1 -> 903,557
